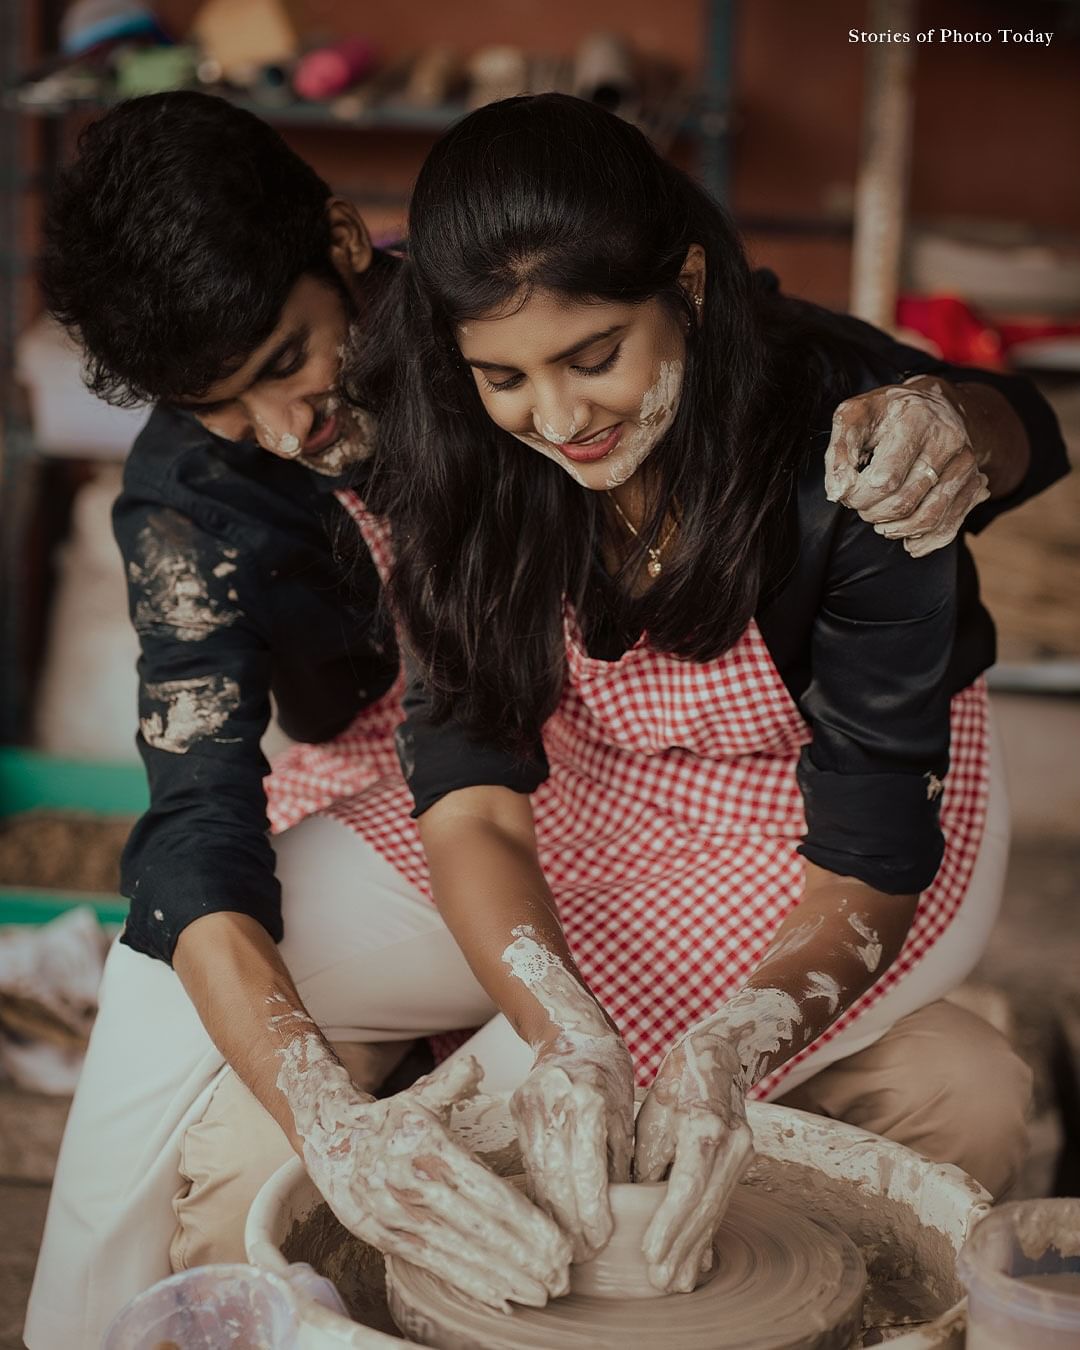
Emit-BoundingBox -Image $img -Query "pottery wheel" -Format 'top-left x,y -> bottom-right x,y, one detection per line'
385,1184 -> 866,1350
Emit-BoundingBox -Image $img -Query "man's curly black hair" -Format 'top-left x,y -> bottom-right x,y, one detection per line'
41,90 -> 338,407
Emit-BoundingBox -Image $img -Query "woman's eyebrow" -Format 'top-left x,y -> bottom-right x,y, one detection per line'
464,325 -> 626,373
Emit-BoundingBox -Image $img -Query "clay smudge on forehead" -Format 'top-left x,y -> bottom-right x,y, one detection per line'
139,674 -> 240,754
128,513 -> 240,641
847,915 -> 883,972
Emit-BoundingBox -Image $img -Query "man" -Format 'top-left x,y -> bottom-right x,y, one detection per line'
25,91 -> 1068,1348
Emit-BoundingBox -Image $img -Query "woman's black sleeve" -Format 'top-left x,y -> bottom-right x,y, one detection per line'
795,510 -> 959,895
395,664 -> 549,816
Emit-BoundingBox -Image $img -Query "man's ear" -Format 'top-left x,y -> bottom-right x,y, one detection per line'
326,197 -> 373,285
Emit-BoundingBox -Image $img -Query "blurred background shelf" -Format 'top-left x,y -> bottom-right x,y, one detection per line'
1,0 -> 1078,748
0,0 -> 739,741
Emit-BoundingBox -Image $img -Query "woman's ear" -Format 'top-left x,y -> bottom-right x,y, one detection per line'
326,198 -> 374,290
678,243 -> 707,325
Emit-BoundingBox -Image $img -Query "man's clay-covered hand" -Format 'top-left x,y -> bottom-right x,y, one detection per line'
286,1048 -> 572,1311
824,375 -> 991,557
633,1029 -> 754,1294
511,1028 -> 635,1263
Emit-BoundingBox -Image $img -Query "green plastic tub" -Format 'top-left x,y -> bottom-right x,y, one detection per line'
0,748 -> 146,926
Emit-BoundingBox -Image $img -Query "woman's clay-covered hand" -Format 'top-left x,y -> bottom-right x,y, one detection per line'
284,1045 -> 572,1311
511,1027 -> 635,1262
633,1028 -> 754,1293
824,375 -> 990,555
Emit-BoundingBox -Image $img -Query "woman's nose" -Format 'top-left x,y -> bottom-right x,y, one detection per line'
531,395 -> 591,445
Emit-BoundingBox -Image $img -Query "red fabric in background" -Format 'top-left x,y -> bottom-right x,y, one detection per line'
897,294 -> 1080,369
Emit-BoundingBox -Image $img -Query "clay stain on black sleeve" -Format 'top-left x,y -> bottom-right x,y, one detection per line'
128,510 -> 241,641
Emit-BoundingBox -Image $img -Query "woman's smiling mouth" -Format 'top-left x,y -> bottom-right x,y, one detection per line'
557,424 -> 623,463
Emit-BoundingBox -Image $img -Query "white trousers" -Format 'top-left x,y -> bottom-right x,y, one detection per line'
24,726 -> 1009,1349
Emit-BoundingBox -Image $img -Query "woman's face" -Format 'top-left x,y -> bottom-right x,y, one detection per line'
456,287 -> 690,491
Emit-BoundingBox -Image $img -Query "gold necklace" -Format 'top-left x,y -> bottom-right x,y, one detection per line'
607,492 -> 678,578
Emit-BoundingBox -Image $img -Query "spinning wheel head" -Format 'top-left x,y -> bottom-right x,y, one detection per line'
386,1183 -> 867,1349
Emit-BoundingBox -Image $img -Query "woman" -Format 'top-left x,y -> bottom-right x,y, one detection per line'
335,92 -> 1046,1292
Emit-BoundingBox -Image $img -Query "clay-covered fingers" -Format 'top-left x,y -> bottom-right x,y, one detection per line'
513,1075 -> 579,1236
388,1226 -> 553,1312
568,1088 -> 616,1254
440,1140 -> 573,1278
642,1114 -> 754,1293
370,1147 -> 571,1307
632,1087 -> 677,1182
397,1205 -> 558,1309
854,437 -> 971,526
905,471 -> 990,557
870,451 -> 973,539
823,401 -> 874,504
408,1053 -> 484,1123
513,1070 -> 608,1261
606,1093 -> 634,1185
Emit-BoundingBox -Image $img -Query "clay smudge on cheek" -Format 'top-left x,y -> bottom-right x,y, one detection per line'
305,394 -> 376,478
129,516 -> 240,641
847,914 -> 883,972
139,674 -> 240,754
603,359 -> 683,490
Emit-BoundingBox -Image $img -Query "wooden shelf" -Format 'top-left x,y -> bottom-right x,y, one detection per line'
6,88 -> 468,133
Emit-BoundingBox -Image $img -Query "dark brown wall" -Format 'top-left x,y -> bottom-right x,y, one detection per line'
34,0 -> 1080,310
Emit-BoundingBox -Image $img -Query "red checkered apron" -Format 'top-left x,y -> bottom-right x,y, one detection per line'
267,492 -> 990,1093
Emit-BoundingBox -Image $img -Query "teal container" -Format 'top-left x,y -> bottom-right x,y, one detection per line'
0,748 -> 147,926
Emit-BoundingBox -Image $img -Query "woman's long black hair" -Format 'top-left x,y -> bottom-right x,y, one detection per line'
359,94 -> 883,753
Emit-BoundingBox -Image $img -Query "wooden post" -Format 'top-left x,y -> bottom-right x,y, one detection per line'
850,0 -> 917,328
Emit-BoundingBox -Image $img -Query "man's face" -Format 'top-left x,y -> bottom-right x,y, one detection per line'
176,271 -> 371,476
